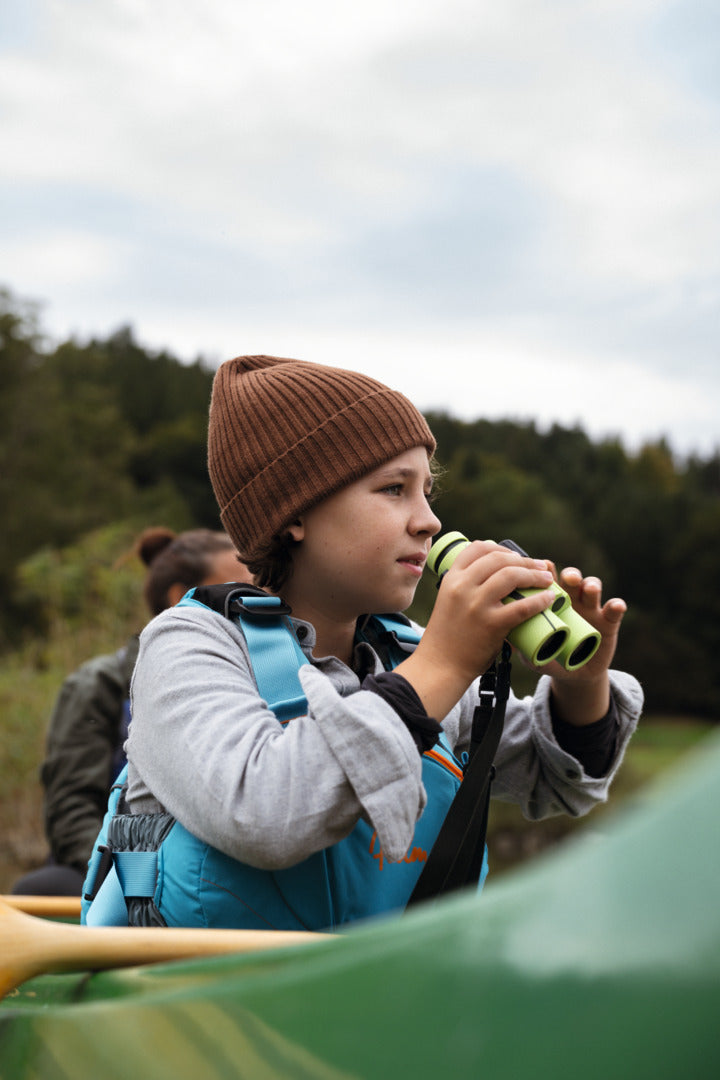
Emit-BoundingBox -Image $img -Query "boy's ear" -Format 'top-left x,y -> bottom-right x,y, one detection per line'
286,518 -> 304,542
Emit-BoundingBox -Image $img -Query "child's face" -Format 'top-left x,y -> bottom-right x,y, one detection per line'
288,446 -> 441,619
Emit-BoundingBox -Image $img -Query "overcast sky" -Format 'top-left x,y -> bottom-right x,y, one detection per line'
2,0 -> 718,457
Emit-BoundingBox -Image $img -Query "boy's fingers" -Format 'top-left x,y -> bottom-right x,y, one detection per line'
603,598 -> 627,624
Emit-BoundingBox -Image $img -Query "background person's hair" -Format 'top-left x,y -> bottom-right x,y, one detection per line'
135,527 -> 237,616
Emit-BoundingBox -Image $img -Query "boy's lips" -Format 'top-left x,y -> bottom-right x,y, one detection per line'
397,553 -> 426,575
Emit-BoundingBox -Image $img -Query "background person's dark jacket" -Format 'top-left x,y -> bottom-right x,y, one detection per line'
40,637 -> 139,872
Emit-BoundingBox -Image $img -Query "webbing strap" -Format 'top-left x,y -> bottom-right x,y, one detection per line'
180,591 -> 310,722
115,851 -> 159,897
359,614 -> 421,669
371,614 -> 419,646
407,641 -> 512,905
234,597 -> 309,723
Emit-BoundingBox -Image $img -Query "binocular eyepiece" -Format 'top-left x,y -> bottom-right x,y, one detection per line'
428,532 -> 601,671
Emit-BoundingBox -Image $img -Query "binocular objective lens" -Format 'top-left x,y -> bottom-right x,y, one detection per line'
536,630 -> 567,664
567,637 -> 598,668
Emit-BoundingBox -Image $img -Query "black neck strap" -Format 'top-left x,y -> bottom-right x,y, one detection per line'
407,641 -> 512,906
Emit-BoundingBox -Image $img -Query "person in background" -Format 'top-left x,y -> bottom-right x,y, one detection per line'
12,526 -> 250,896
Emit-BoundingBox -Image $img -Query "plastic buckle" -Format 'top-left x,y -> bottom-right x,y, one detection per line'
230,595 -> 293,619
83,843 -> 114,902
478,668 -> 497,698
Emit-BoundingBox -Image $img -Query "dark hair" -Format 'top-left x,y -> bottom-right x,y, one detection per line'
245,532 -> 298,593
135,527 -> 238,616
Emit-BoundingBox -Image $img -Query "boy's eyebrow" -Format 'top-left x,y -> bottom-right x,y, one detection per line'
374,464 -> 433,487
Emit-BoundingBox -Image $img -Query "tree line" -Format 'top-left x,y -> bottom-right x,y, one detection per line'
2,287 -> 719,717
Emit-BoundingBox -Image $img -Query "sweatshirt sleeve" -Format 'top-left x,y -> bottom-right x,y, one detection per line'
126,606 -> 426,867
486,670 -> 643,818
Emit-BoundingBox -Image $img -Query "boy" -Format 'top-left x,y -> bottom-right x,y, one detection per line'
86,355 -> 642,930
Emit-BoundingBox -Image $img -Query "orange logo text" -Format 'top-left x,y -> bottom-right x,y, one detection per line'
368,831 -> 427,872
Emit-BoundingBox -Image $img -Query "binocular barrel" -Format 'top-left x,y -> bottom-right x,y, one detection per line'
427,532 -> 601,671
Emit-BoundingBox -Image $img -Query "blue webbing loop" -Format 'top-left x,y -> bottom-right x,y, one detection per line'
238,596 -> 284,612
115,851 -> 159,897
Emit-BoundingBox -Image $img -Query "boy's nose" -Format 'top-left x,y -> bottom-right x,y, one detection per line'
412,503 -> 441,537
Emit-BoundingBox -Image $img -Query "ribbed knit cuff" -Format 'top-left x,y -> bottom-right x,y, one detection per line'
551,697 -> 619,778
362,671 -> 442,755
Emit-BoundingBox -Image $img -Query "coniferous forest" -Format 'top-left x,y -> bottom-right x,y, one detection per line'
2,286 -> 720,718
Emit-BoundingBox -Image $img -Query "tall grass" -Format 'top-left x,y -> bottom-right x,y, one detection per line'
0,523 -> 147,888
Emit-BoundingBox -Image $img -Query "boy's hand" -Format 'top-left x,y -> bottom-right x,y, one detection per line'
541,564 -> 627,726
398,541 -> 557,720
550,565 -> 627,682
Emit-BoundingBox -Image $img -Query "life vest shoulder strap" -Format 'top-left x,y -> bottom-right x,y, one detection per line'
180,584 -> 308,723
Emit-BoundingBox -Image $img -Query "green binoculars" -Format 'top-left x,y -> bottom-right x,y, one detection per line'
427,532 -> 601,671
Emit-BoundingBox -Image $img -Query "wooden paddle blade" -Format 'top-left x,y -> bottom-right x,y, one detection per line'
0,897 -> 330,998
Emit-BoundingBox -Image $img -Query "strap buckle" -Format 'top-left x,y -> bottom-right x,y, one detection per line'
228,594 -> 293,620
83,843 -> 114,902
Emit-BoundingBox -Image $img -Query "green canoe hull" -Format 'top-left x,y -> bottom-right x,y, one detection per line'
2,731 -> 719,1079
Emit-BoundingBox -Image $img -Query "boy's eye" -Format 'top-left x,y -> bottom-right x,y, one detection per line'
380,482 -> 435,502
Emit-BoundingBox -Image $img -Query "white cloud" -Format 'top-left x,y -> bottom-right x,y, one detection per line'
0,0 -> 718,456
3,230 -> 125,293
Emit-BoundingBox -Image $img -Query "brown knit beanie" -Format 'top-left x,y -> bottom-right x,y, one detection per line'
208,355 -> 436,561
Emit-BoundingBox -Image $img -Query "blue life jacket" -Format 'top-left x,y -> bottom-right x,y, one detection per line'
81,588 -> 487,931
